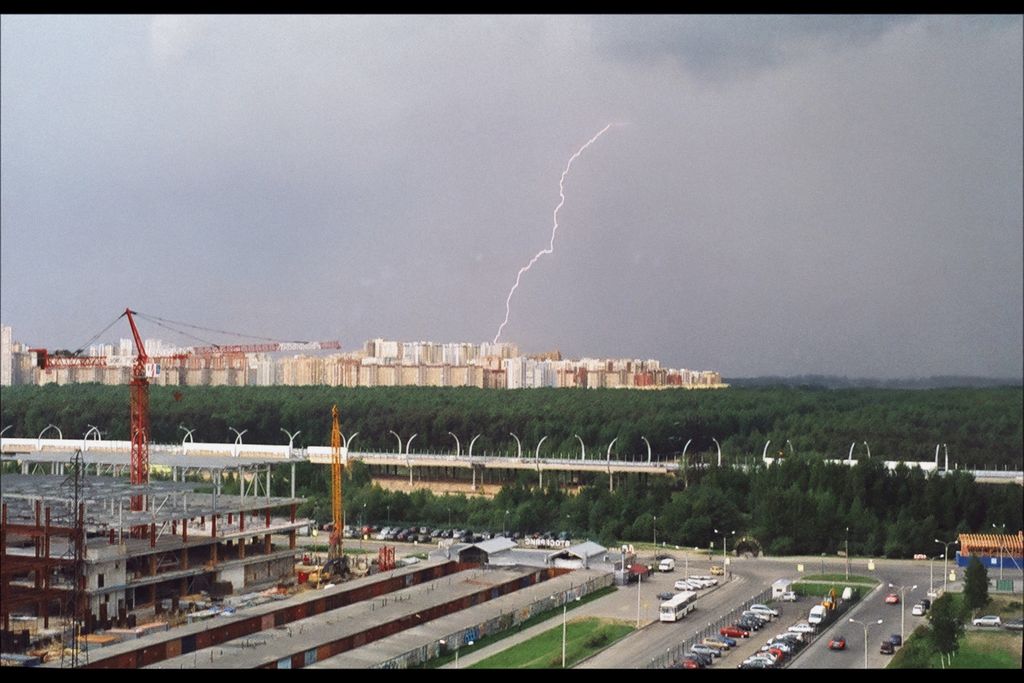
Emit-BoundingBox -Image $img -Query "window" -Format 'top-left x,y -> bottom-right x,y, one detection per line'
98,573 -> 105,588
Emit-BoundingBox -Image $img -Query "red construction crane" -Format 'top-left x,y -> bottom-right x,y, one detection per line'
124,308 -> 149,511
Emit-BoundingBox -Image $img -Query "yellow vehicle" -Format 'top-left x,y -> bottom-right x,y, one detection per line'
710,565 -> 725,576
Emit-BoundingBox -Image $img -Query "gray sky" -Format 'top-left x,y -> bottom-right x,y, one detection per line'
2,15 -> 1021,379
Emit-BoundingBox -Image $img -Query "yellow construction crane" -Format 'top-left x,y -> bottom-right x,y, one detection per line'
319,404 -> 348,584
329,404 -> 344,559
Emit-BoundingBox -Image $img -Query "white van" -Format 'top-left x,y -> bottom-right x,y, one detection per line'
659,558 -> 676,572
808,605 -> 827,625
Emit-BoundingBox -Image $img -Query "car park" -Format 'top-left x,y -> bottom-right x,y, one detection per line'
911,603 -> 926,616
828,634 -> 846,650
880,640 -> 894,655
884,593 -> 900,605
972,615 -> 1002,627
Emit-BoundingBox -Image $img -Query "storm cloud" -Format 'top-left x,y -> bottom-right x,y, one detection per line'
1,15 -> 1021,379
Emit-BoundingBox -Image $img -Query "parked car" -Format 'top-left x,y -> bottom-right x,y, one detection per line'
690,644 -> 720,659
880,640 -> 895,655
1003,618 -> 1023,631
972,615 -> 1002,627
884,593 -> 900,605
710,565 -> 725,576
674,579 -> 695,591
738,659 -> 770,670
749,604 -> 779,618
788,622 -> 816,634
828,635 -> 847,650
920,598 -> 931,610
781,590 -> 798,602
737,617 -> 763,631
678,657 -> 702,669
911,603 -> 926,616
889,634 -> 902,647
688,651 -> 714,667
656,591 -> 675,601
720,625 -> 750,638
701,637 -> 730,651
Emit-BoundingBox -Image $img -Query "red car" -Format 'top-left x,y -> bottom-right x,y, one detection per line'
721,625 -> 750,638
828,635 -> 847,650
884,593 -> 900,605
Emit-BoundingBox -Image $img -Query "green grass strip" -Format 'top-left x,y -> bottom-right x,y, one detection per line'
470,618 -> 634,669
418,584 -> 617,669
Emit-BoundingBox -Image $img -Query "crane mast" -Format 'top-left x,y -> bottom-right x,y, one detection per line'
125,308 -> 149,514
329,404 -> 344,560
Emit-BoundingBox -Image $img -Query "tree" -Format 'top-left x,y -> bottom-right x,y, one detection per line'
962,555 -> 989,611
927,593 -> 965,667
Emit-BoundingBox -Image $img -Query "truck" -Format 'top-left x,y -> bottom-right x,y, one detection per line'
808,604 -> 827,625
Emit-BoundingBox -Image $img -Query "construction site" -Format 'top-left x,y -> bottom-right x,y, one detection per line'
0,308 -> 617,668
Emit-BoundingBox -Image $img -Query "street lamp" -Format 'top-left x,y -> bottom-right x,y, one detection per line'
849,617 -> 882,670
280,428 -> 301,451
178,425 -> 196,445
0,425 -> 12,438
845,526 -> 850,580
930,554 -> 943,596
573,434 -> 586,460
447,432 -> 461,457
713,529 -> 735,573
388,430 -> 402,454
510,432 -> 522,459
503,509 -> 509,537
935,537 -> 959,593
992,523 -> 1006,584
386,505 -> 391,526
653,516 -> 657,550
711,437 -> 721,467
888,582 -> 917,646
228,427 -> 247,457
562,595 -> 581,668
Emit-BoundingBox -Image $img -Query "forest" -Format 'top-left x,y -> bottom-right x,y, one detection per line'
1,384 -> 1021,557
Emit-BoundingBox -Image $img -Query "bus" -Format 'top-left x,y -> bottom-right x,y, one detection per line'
659,591 -> 697,622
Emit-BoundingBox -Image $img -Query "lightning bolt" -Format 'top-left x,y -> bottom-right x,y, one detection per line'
493,123 -> 614,344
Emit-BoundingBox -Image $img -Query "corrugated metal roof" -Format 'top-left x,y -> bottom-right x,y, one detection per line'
467,537 -> 517,555
552,541 -> 606,560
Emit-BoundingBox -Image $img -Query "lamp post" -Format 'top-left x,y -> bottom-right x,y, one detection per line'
992,523 -> 1006,583
653,516 -> 657,550
228,427 -> 247,457
561,594 -> 580,668
930,554 -> 943,596
849,617 -> 882,670
889,582 -> 917,645
636,570 -> 642,628
845,526 -> 850,580
0,425 -> 12,438
503,509 -> 509,537
711,437 -> 721,467
935,537 -> 959,593
386,505 -> 391,526
714,528 -> 735,572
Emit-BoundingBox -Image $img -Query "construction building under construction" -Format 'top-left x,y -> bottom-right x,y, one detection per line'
1,449 -> 309,652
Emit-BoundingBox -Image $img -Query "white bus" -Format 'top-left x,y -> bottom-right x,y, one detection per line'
659,591 -> 698,622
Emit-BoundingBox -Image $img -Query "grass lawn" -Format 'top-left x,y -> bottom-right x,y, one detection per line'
930,630 -> 1023,669
470,618 -> 633,669
800,573 -> 879,585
